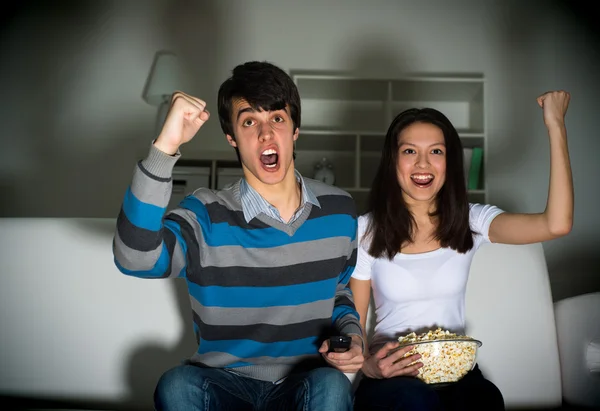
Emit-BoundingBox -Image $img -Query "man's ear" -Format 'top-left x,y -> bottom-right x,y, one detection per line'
226,134 -> 237,148
293,128 -> 299,142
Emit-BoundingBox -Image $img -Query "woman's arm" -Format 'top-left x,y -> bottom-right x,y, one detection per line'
349,277 -> 423,379
489,90 -> 573,245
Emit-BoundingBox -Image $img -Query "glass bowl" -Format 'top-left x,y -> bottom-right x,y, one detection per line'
396,338 -> 482,384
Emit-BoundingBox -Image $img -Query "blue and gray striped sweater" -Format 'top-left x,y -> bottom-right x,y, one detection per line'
112,145 -> 362,382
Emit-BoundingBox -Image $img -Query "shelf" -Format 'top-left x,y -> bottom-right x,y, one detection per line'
165,155 -> 242,210
467,190 -> 486,204
350,190 -> 370,215
360,134 -> 385,152
297,131 -> 357,151
390,78 -> 484,102
459,135 -> 484,149
295,77 -> 389,101
301,99 -> 387,132
359,155 -> 381,188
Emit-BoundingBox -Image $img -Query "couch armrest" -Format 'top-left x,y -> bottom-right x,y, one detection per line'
554,291 -> 600,408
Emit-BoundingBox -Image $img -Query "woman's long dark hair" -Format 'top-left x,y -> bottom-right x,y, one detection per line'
365,107 -> 474,259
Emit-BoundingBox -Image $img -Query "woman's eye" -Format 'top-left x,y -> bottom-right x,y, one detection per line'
432,148 -> 444,155
403,149 -> 415,154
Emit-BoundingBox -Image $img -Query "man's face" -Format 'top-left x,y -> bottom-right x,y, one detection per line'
226,98 -> 298,188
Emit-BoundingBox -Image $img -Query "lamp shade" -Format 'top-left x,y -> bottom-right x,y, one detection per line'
142,51 -> 188,106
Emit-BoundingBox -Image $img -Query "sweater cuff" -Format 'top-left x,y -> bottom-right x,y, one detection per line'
140,143 -> 181,179
341,323 -> 365,353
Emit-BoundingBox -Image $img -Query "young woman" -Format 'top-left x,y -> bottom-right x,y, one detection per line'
350,91 -> 573,411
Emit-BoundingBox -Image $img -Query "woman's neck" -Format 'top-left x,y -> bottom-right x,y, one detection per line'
406,199 -> 437,221
402,199 -> 440,253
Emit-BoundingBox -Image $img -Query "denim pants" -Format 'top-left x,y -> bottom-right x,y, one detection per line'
353,364 -> 505,411
154,364 -> 353,411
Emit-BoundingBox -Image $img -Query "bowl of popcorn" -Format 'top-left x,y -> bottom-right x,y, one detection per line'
396,328 -> 482,384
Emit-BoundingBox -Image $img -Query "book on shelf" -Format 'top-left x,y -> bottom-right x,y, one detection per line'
466,147 -> 483,190
463,148 -> 473,186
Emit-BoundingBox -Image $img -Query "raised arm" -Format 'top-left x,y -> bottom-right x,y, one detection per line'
113,91 -> 210,278
489,90 -> 573,245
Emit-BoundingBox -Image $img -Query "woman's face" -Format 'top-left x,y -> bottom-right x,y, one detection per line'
396,122 -> 447,207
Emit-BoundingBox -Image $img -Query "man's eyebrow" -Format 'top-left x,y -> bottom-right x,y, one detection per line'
236,106 -> 256,122
236,106 -> 289,122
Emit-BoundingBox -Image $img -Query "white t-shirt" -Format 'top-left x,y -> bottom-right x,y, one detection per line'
352,203 -> 504,353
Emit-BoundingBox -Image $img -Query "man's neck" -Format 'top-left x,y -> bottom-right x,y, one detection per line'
248,168 -> 302,223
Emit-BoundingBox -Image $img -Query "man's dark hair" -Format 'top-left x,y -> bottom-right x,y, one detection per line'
364,107 -> 474,260
217,61 -> 301,140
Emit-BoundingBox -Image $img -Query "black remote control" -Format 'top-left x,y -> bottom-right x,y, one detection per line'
328,335 -> 352,353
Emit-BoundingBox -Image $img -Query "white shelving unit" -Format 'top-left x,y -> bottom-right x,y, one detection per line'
167,154 -> 242,210
291,71 -> 487,214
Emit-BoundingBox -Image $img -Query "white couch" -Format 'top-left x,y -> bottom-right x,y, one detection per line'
554,291 -> 600,408
0,218 -> 573,410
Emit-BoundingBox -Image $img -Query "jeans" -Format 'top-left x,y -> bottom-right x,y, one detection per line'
154,364 -> 353,411
353,364 -> 505,411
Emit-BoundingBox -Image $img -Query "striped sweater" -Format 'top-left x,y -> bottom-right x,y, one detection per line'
113,145 -> 362,382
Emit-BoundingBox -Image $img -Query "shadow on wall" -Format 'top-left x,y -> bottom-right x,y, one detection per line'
0,216 -> 197,411
1,283 -> 198,411
102,1 -> 228,409
98,1 -> 227,410
485,0 -> 600,300
0,0 -> 135,218
0,0 -> 223,219
0,1 -> 223,411
550,251 -> 600,302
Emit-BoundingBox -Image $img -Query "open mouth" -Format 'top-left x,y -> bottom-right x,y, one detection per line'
260,148 -> 279,170
410,173 -> 434,188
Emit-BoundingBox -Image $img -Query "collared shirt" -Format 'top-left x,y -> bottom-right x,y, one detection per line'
240,170 -> 320,224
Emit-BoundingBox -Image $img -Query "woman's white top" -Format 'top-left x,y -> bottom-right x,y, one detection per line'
352,203 -> 504,353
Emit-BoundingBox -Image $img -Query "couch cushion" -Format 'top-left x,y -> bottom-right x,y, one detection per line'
465,243 -> 562,408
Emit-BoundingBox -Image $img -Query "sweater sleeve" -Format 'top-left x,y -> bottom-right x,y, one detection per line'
112,144 -> 191,279
331,207 -> 364,348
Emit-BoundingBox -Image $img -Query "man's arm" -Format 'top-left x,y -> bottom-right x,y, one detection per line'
331,215 -> 364,349
113,91 -> 211,278
113,145 -> 188,278
318,213 -> 365,373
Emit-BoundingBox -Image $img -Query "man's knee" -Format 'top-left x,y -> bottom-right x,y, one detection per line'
303,367 -> 353,410
155,367 -> 182,401
309,367 -> 352,392
154,365 -> 205,406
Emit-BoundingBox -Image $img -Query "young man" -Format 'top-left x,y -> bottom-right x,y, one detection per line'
112,61 -> 364,410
